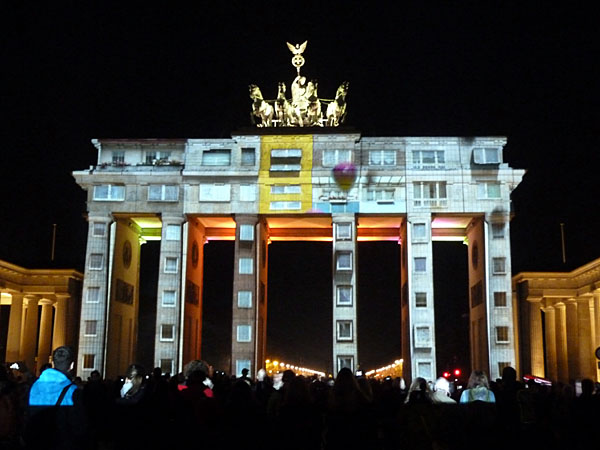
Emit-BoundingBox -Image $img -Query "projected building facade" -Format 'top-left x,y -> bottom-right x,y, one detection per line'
73,131 -> 525,381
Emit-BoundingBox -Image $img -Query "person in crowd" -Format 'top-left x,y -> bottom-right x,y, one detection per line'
25,346 -> 90,449
173,360 -> 219,447
277,375 -> 322,450
431,377 -> 456,404
404,376 -> 432,404
460,370 -> 496,403
324,367 -> 376,450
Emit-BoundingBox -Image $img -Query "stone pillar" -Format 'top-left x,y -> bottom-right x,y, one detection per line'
543,305 -> 558,382
231,214 -> 262,377
37,300 -> 55,368
154,215 -> 185,375
529,298 -> 545,377
77,213 -> 113,377
405,214 -> 436,382
52,294 -> 69,349
565,299 -> 579,381
332,213 -> 358,376
577,296 -> 595,379
554,302 -> 569,383
21,295 -> 40,373
6,293 -> 24,363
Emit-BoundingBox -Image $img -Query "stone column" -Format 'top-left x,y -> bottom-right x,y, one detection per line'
230,214 -> 263,377
554,302 -> 569,383
52,294 -> 69,349
6,293 -> 24,363
37,300 -> 55,368
332,213 -> 358,376
543,305 -> 558,382
577,296 -> 595,379
565,299 -> 579,382
77,213 -> 113,377
21,295 -> 40,373
154,215 -> 185,375
529,298 -> 545,377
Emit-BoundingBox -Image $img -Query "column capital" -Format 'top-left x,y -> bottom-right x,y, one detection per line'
161,214 -> 186,225
24,294 -> 40,305
87,212 -> 114,223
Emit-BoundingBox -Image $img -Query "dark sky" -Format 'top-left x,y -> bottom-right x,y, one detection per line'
2,4 -> 599,373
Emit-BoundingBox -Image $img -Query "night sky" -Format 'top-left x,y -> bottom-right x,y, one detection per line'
2,4 -> 598,374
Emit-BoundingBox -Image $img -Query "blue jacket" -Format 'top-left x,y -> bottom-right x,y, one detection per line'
29,368 -> 77,406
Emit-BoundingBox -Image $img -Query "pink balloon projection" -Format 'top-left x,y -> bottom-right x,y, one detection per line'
332,162 -> 357,191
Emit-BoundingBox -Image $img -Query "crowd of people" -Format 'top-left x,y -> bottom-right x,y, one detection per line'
1,346 -> 599,450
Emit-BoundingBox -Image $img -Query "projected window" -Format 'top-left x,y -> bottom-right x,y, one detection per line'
473,147 -> 501,164
412,150 -> 445,169
491,223 -> 505,239
496,326 -> 510,343
202,149 -> 231,166
336,286 -> 353,306
414,325 -> 432,347
366,189 -> 394,203
92,222 -> 106,237
337,355 -> 354,372
492,257 -> 506,274
83,354 -> 96,370
239,258 -> 253,274
87,287 -> 100,303
238,291 -> 252,308
336,223 -> 352,241
494,292 -> 507,307
84,320 -> 97,336
164,257 -> 178,273
239,224 -> 254,241
112,151 -> 125,164
162,290 -> 176,307
160,324 -> 175,341
93,185 -> 125,201
89,254 -> 104,270
416,360 -> 433,379
271,184 -> 301,194
323,149 -> 351,167
237,325 -> 252,342
369,149 -> 396,166
241,148 -> 256,166
413,182 -> 447,207
270,201 -> 301,210
148,185 -> 179,202
160,359 -> 173,375
166,224 -> 181,241
236,360 -> 251,377
145,150 -> 171,164
478,182 -> 501,199
412,223 -> 427,241
336,252 -> 352,271
413,257 -> 426,272
336,320 -> 353,341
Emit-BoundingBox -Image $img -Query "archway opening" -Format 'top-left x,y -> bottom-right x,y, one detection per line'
357,241 -> 401,371
201,240 -> 234,372
433,241 -> 470,377
267,241 -> 332,374
138,240 -> 160,370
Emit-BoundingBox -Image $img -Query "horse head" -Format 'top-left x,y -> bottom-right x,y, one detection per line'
336,81 -> 349,100
249,84 -> 263,100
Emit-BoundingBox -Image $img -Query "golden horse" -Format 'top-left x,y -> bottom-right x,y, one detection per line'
326,81 -> 349,127
249,84 -> 274,127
